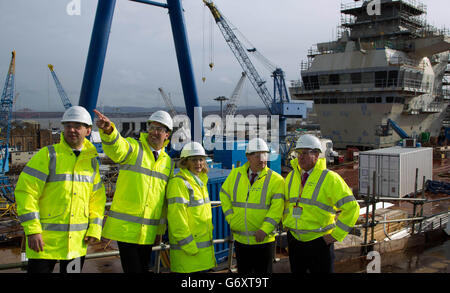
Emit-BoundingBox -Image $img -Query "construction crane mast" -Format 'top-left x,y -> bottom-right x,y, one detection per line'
0,51 -> 15,175
203,0 -> 306,162
48,64 -> 73,110
158,87 -> 177,117
0,51 -> 16,207
224,72 -> 246,116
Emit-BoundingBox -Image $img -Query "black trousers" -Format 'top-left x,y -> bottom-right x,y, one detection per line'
117,241 -> 153,273
27,257 -> 85,273
287,231 -> 335,273
234,241 -> 274,274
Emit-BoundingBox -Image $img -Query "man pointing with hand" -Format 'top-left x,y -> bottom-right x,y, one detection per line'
94,109 -> 174,273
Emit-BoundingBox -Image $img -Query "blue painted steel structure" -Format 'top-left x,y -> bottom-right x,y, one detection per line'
207,168 -> 231,263
387,119 -> 410,139
79,0 -> 116,120
165,0 -> 203,143
79,0 -> 203,142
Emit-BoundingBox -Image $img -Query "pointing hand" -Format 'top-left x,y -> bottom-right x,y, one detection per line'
93,109 -> 113,135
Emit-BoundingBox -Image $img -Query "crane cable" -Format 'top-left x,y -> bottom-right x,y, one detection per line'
202,5 -> 215,83
202,6 -> 206,83
223,14 -> 276,73
209,13 -> 214,71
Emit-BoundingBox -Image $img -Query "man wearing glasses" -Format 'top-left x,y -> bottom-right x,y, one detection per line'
283,134 -> 360,273
94,109 -> 174,273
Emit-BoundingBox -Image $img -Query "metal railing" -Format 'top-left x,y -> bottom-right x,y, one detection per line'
291,77 -> 429,94
340,0 -> 427,14
1,168 -> 449,272
357,169 -> 450,254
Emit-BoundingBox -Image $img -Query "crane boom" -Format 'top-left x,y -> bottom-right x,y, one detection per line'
203,0 -> 275,114
0,51 -> 16,206
0,51 -> 15,175
225,72 -> 246,116
387,119 -> 410,139
158,87 -> 177,117
204,0 -> 307,166
48,64 -> 73,110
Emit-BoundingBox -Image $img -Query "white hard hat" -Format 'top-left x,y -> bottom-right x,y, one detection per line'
180,141 -> 207,159
246,138 -> 270,154
295,134 -> 322,153
61,106 -> 92,126
148,110 -> 173,131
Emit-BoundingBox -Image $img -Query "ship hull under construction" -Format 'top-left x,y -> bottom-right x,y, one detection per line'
311,101 -> 446,150
290,0 -> 450,150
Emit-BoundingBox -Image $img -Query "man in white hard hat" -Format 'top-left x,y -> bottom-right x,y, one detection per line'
15,106 -> 106,273
220,137 -> 285,273
283,134 -> 360,273
94,109 -> 175,273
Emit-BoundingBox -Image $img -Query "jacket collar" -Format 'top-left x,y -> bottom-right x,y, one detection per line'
59,132 -> 97,157
241,161 -> 269,180
139,132 -> 168,159
290,157 -> 327,175
179,167 -> 208,186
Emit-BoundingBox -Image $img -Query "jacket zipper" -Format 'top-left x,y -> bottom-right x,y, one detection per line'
243,173 -> 267,244
245,189 -> 250,244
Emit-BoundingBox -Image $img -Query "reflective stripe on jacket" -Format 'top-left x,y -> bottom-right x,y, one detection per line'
220,162 -> 285,245
15,133 -> 106,260
282,158 -> 360,242
166,168 -> 216,273
100,123 -> 174,244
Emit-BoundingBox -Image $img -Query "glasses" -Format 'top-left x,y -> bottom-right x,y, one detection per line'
296,149 -> 318,156
148,125 -> 168,133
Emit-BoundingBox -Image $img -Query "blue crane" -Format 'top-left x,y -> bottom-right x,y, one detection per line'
48,64 -> 105,154
203,0 -> 307,163
0,51 -> 16,206
386,119 -> 410,139
377,119 -> 422,147
48,64 -> 73,110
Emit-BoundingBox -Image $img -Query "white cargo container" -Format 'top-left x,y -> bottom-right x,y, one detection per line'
359,147 -> 433,198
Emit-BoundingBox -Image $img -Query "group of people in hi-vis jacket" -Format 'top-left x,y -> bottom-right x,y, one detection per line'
15,106 -> 360,274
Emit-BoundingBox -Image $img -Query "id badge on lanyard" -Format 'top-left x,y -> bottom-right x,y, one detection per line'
292,206 -> 302,219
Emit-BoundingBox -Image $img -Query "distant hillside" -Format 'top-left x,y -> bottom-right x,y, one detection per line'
13,105 -> 271,118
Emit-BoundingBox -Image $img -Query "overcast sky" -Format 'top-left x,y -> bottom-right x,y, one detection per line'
0,0 -> 449,112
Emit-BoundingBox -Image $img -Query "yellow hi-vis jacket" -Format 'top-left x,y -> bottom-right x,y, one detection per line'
166,168 -> 216,273
220,162 -> 285,245
283,158 -> 360,242
100,123 -> 174,244
15,133 -> 106,260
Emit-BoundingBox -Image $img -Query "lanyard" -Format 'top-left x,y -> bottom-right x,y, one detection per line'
295,171 -> 308,207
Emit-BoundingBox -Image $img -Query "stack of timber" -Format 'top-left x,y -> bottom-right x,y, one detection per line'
355,208 -> 408,242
